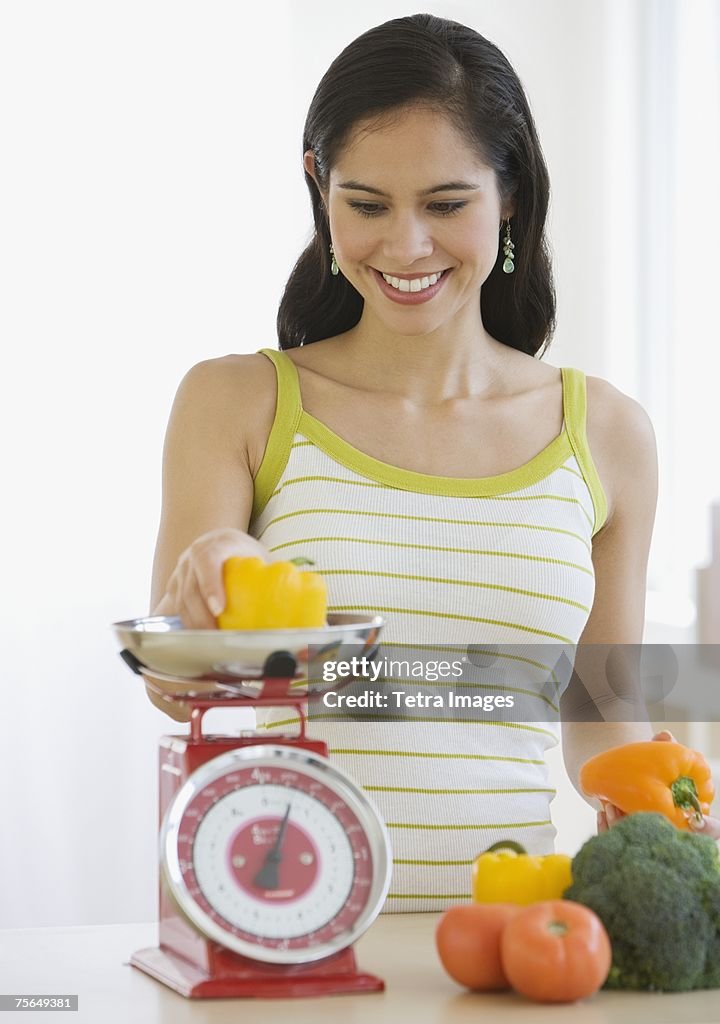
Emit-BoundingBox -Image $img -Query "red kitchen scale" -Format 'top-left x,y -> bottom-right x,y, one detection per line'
113,613 -> 391,999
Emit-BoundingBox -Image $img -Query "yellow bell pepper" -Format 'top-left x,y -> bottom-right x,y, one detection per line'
216,556 -> 327,630
472,840 -> 573,905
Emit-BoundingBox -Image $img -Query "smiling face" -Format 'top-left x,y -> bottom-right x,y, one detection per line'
304,106 -> 514,337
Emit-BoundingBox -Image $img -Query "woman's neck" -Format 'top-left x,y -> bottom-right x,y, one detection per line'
329,319 -> 518,405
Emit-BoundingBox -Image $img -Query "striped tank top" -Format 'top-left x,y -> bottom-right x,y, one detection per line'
248,346 -> 607,912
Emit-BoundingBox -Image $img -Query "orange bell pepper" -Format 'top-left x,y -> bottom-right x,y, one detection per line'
579,740 -> 715,830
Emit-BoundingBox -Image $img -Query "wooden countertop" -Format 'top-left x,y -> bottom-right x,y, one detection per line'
2,913 -> 719,1023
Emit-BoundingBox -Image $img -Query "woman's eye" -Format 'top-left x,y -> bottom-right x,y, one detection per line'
347,201 -> 467,218
431,202 -> 467,217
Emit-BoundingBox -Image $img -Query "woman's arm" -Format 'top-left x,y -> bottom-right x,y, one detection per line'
144,354 -> 275,719
560,379 -> 659,799
561,379 -> 720,839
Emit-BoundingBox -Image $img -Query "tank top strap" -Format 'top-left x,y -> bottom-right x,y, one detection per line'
252,348 -> 304,523
257,346 -> 304,415
560,366 -> 608,535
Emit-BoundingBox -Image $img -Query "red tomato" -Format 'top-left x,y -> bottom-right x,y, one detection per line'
500,900 -> 611,1003
435,903 -> 522,990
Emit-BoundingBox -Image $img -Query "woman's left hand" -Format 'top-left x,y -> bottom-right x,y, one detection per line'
596,729 -> 720,840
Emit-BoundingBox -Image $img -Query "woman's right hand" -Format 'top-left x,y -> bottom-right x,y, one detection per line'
152,527 -> 271,628
144,528 -> 271,721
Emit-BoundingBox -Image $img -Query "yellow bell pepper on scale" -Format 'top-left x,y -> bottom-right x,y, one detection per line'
216,556 -> 328,630
472,840 -> 573,905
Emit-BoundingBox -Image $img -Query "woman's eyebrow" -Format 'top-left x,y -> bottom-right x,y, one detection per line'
337,179 -> 481,197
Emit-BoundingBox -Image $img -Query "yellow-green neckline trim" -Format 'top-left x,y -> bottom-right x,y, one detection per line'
252,348 -> 607,532
297,407 -> 573,497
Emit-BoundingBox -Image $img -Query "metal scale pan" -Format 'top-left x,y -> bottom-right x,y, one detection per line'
112,613 -> 384,699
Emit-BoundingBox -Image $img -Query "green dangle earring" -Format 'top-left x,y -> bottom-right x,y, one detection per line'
502,219 -> 515,274
330,243 -> 339,276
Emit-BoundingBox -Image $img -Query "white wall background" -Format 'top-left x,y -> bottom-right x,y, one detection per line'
1,0 -> 718,929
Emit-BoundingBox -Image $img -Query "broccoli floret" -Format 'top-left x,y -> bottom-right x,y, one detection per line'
700,880 -> 720,988
563,811 -> 720,992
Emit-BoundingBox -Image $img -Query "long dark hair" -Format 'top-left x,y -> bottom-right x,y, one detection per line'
277,13 -> 556,357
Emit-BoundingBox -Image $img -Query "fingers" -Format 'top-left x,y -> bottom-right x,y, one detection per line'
192,530 -> 271,620
606,802 -> 620,825
599,799 -> 719,842
180,570 -> 217,630
598,801 -> 627,832
144,680 -> 192,722
652,729 -> 676,742
688,813 -> 720,841
159,528 -> 272,627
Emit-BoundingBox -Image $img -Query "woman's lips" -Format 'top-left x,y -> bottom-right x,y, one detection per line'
371,267 -> 452,305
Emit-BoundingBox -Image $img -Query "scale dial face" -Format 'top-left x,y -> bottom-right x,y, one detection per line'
161,745 -> 392,964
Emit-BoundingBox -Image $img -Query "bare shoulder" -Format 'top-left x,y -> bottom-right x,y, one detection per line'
173,352 -> 278,477
178,351 -> 276,400
585,375 -> 658,526
585,375 -> 657,459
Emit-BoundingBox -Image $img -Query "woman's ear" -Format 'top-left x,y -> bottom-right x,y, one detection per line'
303,149 -> 320,188
303,148 -> 315,178
303,149 -> 327,207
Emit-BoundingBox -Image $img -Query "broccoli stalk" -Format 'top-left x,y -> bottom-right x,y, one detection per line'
563,811 -> 720,992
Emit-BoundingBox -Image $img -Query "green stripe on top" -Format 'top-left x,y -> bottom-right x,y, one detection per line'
256,507 -> 593,554
327,603 -> 576,643
393,859 -> 476,866
267,535 -> 594,577
381,642 -> 565,680
298,408 -> 574,497
270,475 -> 389,499
386,893 -> 472,900
318,568 -> 592,612
270,475 -> 594,526
363,785 -> 556,795
561,367 -> 608,535
559,463 -> 585,482
386,819 -> 553,831
252,349 -> 303,521
304,715 -> 559,739
328,748 -> 547,764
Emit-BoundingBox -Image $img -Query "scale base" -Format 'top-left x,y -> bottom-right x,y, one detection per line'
130,944 -> 385,998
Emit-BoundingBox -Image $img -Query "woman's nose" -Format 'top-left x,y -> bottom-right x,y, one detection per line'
380,212 -> 434,266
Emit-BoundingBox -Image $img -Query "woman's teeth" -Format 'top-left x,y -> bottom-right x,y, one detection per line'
381,270 -> 446,293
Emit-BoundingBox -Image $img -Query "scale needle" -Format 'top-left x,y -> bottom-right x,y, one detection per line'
252,802 -> 292,890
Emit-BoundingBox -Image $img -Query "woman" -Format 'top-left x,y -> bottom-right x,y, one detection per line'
147,14 -> 719,908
